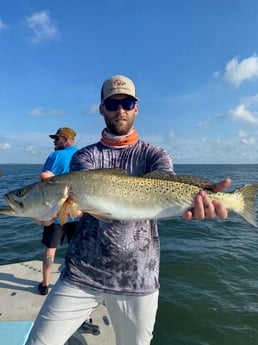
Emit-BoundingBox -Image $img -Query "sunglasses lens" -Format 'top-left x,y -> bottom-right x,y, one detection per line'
104,99 -> 118,111
104,99 -> 136,111
122,99 -> 136,110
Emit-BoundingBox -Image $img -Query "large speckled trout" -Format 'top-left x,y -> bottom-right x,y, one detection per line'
0,169 -> 257,227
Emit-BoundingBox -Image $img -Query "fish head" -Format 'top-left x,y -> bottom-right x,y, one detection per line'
3,180 -> 70,221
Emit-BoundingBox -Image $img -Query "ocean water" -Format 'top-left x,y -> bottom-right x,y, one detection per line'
1,164 -> 258,345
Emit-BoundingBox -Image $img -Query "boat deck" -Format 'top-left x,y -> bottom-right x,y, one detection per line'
0,260 -> 115,345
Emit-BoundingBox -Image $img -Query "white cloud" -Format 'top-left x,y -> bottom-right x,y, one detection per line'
0,19 -> 8,31
237,129 -> 255,145
240,137 -> 255,145
28,107 -> 65,116
200,136 -> 208,142
25,144 -> 37,154
242,93 -> 258,105
165,129 -> 176,140
85,104 -> 99,115
0,142 -> 11,150
238,129 -> 247,138
25,10 -> 59,44
213,71 -> 220,78
228,104 -> 258,124
160,130 -> 176,147
224,55 -> 258,86
197,119 -> 209,129
48,109 -> 66,116
28,106 -> 44,116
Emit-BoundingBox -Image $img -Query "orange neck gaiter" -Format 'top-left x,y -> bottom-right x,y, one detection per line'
100,128 -> 139,148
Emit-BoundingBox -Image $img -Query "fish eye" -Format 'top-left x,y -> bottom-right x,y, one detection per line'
15,189 -> 27,197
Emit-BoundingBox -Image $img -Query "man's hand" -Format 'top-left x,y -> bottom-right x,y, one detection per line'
33,217 -> 57,226
184,178 -> 231,221
40,171 -> 55,181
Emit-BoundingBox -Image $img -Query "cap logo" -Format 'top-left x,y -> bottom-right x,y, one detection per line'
101,75 -> 138,102
113,79 -> 126,88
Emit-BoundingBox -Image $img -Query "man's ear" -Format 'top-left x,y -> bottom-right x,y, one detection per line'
134,103 -> 139,116
99,104 -> 105,116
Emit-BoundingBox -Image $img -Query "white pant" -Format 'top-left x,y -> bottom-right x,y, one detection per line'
26,278 -> 159,345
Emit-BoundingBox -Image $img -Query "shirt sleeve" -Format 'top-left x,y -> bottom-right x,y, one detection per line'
70,147 -> 96,172
147,146 -> 174,174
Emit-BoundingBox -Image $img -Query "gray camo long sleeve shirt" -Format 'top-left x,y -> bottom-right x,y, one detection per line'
62,140 -> 174,295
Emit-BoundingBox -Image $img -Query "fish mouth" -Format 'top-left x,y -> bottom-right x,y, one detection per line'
4,194 -> 23,212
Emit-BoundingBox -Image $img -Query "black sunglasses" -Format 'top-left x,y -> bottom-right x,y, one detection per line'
103,98 -> 136,111
54,136 -> 66,142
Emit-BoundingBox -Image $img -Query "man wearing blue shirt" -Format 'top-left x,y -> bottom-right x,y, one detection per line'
38,127 -> 78,295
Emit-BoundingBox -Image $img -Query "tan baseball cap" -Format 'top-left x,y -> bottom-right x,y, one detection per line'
49,127 -> 76,140
101,75 -> 139,102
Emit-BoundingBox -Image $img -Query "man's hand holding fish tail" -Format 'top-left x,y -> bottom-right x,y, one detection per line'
184,178 -> 231,221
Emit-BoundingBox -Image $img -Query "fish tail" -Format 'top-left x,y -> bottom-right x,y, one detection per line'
234,184 -> 258,228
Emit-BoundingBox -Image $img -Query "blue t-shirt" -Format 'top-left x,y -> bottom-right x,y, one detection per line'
42,146 -> 78,175
42,146 -> 78,223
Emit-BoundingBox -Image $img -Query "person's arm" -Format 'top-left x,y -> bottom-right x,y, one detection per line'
40,170 -> 55,181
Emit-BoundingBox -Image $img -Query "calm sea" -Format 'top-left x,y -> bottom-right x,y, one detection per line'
1,164 -> 258,345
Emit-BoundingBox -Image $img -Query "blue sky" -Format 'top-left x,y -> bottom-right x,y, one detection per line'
1,0 -> 258,164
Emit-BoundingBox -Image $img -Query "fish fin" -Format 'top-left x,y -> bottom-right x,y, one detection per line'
58,199 -> 113,224
85,210 -> 113,223
89,168 -> 128,176
173,174 -> 214,190
0,207 -> 16,215
58,212 -> 69,226
143,170 -> 175,179
143,171 -> 214,190
58,200 -> 79,225
232,184 -> 258,227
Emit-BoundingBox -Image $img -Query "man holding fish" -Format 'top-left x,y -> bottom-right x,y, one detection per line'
24,75 -> 230,345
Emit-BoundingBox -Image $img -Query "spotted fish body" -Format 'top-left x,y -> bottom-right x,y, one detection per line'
0,169 -> 257,227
